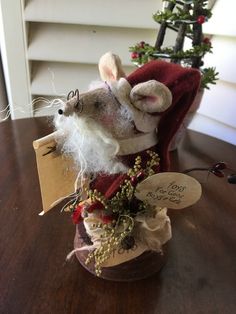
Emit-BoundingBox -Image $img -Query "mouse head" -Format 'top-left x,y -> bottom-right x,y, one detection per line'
54,53 -> 172,175
57,78 -> 172,137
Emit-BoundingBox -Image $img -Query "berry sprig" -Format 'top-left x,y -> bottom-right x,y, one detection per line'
183,161 -> 236,184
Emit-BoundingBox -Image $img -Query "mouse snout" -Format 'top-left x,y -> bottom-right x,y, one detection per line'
58,98 -> 78,117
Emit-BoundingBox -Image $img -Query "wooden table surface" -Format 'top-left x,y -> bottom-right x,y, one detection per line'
0,118 -> 236,314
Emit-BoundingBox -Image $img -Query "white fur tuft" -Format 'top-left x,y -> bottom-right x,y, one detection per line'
54,114 -> 127,176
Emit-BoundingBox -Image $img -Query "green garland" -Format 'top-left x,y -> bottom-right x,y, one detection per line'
153,6 -> 212,24
130,42 -> 213,60
129,0 -> 218,90
129,42 -> 218,89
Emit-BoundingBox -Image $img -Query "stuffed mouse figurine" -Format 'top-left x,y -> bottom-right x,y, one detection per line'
52,53 -> 201,277
55,52 -> 200,196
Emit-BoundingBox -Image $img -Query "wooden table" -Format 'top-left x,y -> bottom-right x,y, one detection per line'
0,118 -> 236,314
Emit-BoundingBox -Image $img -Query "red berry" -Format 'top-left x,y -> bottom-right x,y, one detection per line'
211,169 -> 224,178
203,37 -> 211,45
136,170 -> 145,181
131,52 -> 139,59
130,176 -> 138,186
197,15 -> 206,24
139,41 -> 145,48
213,162 -> 227,171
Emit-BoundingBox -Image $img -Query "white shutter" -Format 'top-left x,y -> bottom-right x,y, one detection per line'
2,0 -> 235,146
188,0 -> 236,146
2,0 -> 173,118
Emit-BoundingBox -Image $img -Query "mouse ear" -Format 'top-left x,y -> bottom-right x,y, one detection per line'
98,52 -> 126,82
130,80 -> 172,113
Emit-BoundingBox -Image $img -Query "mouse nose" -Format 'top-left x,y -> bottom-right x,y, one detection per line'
58,109 -> 64,115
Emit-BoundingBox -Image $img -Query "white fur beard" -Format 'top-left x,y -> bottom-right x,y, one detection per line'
54,114 -> 127,177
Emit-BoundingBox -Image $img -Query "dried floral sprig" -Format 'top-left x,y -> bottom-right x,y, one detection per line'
73,151 -> 160,276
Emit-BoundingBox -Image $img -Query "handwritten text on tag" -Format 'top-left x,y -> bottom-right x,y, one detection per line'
135,172 -> 202,209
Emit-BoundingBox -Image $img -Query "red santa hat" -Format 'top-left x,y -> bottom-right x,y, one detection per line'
127,60 -> 201,170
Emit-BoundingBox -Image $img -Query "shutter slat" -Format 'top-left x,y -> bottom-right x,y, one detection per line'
28,23 -> 162,65
25,0 -> 161,29
31,61 -> 135,96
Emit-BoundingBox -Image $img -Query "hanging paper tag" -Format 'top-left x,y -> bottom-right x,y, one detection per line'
135,172 -> 202,209
33,132 -> 77,214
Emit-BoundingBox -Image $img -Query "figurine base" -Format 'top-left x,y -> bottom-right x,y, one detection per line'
74,223 -> 168,282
